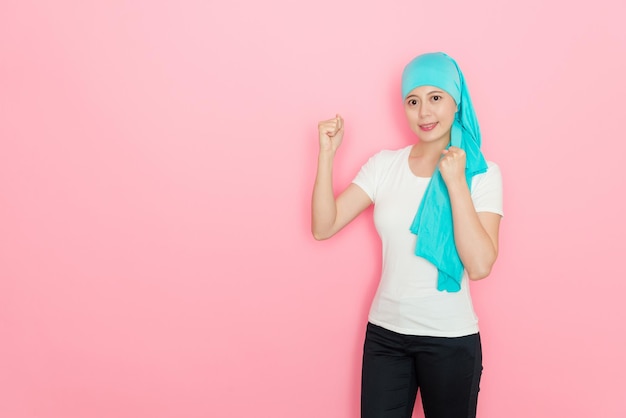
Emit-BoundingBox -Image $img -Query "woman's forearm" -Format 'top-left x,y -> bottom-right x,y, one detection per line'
311,150 -> 338,240
447,181 -> 498,280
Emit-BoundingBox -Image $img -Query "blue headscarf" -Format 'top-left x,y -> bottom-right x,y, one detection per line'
403,52 -> 488,292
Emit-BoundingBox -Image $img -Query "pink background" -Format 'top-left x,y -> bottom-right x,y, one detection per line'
1,1 -> 625,417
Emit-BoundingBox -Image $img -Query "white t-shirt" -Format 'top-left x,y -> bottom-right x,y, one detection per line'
352,145 -> 503,337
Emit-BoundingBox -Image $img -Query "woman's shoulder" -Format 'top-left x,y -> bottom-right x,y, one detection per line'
484,160 -> 501,172
471,159 -> 503,188
484,160 -> 502,176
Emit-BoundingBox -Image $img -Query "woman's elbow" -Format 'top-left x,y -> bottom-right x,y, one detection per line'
468,267 -> 492,281
466,248 -> 498,281
312,227 -> 334,241
467,260 -> 496,281
312,231 -> 329,241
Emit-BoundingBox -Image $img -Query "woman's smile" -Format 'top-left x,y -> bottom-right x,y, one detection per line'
419,122 -> 438,131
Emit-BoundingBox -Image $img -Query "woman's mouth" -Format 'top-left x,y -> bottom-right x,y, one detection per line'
419,122 -> 438,132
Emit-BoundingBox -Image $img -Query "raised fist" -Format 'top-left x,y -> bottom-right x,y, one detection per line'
439,146 -> 467,185
318,114 -> 344,153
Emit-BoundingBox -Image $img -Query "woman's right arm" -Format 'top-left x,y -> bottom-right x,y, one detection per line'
312,115 -> 372,240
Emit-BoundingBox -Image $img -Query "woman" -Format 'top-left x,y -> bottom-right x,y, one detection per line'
311,52 -> 503,418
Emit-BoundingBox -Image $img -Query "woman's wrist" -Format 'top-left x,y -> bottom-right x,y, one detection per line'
318,147 -> 337,162
444,177 -> 470,195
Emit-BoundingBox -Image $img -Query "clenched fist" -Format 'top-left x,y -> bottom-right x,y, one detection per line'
318,114 -> 344,154
439,146 -> 466,186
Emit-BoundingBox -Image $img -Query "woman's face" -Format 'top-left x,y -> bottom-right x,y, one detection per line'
404,85 -> 457,145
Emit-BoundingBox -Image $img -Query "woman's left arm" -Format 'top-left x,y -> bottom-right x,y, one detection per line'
440,147 -> 501,281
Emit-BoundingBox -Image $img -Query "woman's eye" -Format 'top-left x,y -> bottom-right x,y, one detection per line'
432,95 -> 441,101
409,99 -> 417,106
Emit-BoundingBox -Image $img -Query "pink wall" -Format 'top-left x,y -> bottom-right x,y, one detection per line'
1,1 -> 625,417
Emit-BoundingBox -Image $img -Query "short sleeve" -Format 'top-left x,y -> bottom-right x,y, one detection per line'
351,152 -> 382,202
470,161 -> 504,216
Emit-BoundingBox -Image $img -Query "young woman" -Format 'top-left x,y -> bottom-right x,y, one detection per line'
311,52 -> 503,418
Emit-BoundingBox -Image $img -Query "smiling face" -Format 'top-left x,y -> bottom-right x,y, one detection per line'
404,85 -> 458,145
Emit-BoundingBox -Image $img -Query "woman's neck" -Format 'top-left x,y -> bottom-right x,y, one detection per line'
408,138 -> 449,178
410,137 -> 448,158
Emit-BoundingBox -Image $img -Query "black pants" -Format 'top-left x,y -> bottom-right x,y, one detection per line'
361,323 -> 482,418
